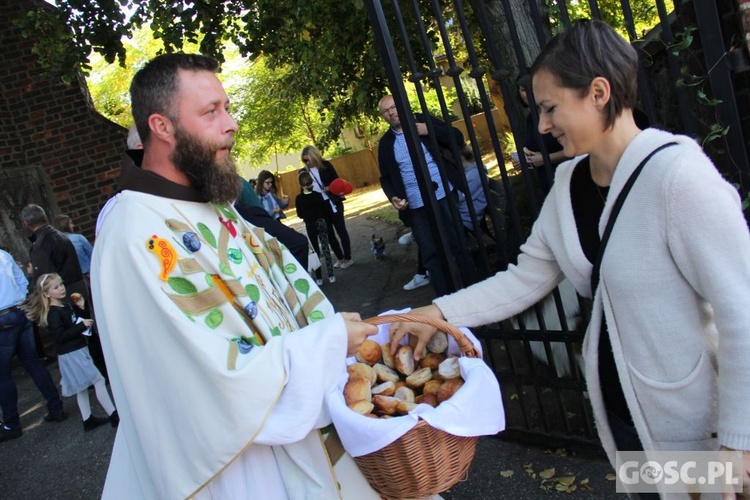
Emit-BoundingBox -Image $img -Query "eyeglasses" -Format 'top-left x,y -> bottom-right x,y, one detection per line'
380,105 -> 397,116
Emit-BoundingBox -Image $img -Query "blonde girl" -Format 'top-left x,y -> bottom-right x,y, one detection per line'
23,273 -> 118,432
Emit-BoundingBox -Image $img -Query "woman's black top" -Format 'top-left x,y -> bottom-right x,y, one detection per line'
570,157 -> 634,427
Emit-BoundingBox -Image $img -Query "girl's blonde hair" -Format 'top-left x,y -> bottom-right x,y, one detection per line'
21,273 -> 60,327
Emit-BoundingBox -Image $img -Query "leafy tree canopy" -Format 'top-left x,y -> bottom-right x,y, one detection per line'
19,0 -> 665,154
17,0 -> 397,151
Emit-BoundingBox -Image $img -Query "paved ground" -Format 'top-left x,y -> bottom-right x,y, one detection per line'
1,186 -> 622,499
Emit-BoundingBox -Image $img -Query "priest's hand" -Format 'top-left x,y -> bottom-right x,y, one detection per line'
342,312 -> 379,357
389,304 -> 445,361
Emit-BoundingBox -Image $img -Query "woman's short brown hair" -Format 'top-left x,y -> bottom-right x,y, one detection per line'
531,19 -> 638,130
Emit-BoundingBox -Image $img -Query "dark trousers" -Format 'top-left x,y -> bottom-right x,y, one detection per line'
607,410 -> 660,500
0,310 -> 63,429
306,219 -> 334,279
324,202 -> 351,260
410,197 -> 475,297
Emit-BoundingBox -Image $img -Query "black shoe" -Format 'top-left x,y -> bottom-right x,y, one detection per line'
83,415 -> 109,432
0,425 -> 23,442
44,411 -> 68,423
108,410 -> 119,428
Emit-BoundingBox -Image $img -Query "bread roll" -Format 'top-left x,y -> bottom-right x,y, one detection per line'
372,395 -> 400,416
437,377 -> 464,403
419,352 -> 446,370
423,379 -> 443,395
427,330 -> 449,354
381,341 -> 395,368
371,380 -> 396,396
394,345 -> 415,376
393,386 -> 415,403
405,367 -> 432,389
344,377 -> 371,406
348,400 -> 374,415
396,400 -> 417,415
347,362 -> 376,385
438,356 -> 461,379
416,392 -> 438,407
373,363 -> 400,383
356,339 -> 382,366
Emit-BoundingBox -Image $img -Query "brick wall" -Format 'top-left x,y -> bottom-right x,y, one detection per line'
0,0 -> 126,261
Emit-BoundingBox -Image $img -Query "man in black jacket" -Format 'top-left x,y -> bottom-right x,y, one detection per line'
377,95 -> 473,296
20,204 -> 108,380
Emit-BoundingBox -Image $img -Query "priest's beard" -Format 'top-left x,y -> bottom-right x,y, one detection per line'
171,126 -> 240,203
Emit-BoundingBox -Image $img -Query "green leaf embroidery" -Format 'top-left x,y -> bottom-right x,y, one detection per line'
206,274 -> 215,287
168,277 -> 197,295
270,326 -> 282,337
241,335 -> 261,346
309,310 -> 325,322
197,222 -> 217,248
205,309 -> 223,329
284,263 -> 297,274
216,204 -> 238,222
294,278 -> 310,298
245,284 -> 260,302
227,248 -> 243,264
219,262 -> 232,275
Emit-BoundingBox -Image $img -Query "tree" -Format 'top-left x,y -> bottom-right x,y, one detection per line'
18,0 -> 664,152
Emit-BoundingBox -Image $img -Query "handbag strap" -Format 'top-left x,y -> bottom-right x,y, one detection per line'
590,142 -> 678,294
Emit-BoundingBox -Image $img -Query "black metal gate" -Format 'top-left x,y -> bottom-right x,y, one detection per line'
363,0 -> 750,444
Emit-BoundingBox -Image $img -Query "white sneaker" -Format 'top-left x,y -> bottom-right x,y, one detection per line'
340,259 -> 354,269
329,276 -> 336,283
403,273 -> 430,290
333,260 -> 341,269
398,232 -> 413,246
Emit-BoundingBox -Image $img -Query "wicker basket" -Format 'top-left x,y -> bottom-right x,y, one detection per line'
354,313 -> 481,500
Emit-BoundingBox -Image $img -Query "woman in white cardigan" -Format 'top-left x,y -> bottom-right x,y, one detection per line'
392,20 -> 750,495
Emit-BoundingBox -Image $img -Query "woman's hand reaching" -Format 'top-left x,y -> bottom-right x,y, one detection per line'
388,304 -> 446,361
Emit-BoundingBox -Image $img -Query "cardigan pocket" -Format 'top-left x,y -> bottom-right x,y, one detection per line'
628,351 -> 717,445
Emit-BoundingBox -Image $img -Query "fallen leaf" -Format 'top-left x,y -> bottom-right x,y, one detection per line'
558,476 -> 576,486
539,467 -> 556,479
580,478 -> 590,485
605,473 -> 617,481
510,393 -> 519,400
500,470 -> 514,478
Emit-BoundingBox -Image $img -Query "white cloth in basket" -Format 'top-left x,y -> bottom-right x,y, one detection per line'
326,308 -> 505,457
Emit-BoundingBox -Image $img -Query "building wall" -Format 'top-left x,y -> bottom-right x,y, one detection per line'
0,0 -> 126,262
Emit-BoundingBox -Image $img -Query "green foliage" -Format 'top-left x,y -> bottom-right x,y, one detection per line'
544,0 -> 665,39
17,0 -> 448,154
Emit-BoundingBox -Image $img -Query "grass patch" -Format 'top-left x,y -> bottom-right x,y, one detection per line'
367,205 -> 403,225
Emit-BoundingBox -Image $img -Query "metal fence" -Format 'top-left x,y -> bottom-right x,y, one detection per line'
363,0 -> 749,444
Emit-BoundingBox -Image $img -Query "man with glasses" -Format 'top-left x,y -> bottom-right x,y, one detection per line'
377,95 -> 474,296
